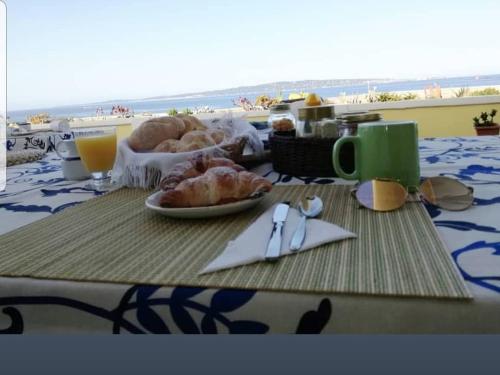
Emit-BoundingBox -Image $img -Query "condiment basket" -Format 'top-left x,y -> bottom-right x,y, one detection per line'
268,133 -> 354,177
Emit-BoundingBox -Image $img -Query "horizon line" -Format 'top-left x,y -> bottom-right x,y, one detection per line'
8,73 -> 500,113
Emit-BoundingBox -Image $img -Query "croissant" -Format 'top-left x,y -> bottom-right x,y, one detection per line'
160,155 -> 245,190
159,167 -> 272,207
128,116 -> 185,151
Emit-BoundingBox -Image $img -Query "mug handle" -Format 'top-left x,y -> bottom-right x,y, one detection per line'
332,136 -> 360,180
55,141 -> 67,160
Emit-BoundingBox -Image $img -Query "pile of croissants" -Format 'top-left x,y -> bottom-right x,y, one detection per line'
128,114 -> 226,153
158,154 -> 272,208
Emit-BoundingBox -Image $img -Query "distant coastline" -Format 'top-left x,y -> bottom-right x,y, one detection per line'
7,74 -> 500,123
140,78 -> 396,101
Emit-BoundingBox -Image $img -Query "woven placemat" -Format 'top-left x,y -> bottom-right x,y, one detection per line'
0,185 -> 471,299
6,149 -> 46,166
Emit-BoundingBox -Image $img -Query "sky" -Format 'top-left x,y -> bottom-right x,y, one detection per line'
5,0 -> 500,110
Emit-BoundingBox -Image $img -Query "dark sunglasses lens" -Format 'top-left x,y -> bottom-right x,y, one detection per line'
356,180 -> 408,212
419,177 -> 473,211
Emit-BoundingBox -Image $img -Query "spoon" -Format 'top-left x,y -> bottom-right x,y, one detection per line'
289,195 -> 324,251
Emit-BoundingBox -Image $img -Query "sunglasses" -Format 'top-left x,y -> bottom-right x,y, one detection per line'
351,177 -> 474,212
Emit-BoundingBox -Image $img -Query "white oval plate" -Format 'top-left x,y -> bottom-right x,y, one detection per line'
145,190 -> 266,219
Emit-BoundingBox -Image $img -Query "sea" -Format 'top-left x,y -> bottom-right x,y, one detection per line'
7,74 -> 500,123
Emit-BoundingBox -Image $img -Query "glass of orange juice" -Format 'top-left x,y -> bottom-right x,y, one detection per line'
74,128 -> 117,190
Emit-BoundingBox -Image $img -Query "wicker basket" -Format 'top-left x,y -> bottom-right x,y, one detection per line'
219,136 -> 247,162
269,133 -> 354,177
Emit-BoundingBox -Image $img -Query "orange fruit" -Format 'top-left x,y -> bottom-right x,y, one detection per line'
305,93 -> 322,106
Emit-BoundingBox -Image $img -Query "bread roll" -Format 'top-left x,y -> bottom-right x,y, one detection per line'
176,114 -> 207,134
177,130 -> 216,152
128,116 -> 185,152
207,129 -> 225,144
153,139 -> 179,153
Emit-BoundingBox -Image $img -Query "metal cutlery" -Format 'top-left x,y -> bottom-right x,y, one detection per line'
290,195 -> 323,251
265,201 -> 290,262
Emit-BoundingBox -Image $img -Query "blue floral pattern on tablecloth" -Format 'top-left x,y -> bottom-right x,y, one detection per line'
0,136 -> 499,333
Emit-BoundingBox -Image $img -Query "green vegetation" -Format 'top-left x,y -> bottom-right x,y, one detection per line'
473,109 -> 497,127
167,108 -> 178,116
470,87 -> 500,96
454,87 -> 469,98
402,92 -> 418,100
375,92 -> 401,102
371,92 -> 418,102
182,108 -> 194,115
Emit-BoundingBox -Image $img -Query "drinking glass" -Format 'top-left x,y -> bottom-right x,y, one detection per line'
74,128 -> 117,190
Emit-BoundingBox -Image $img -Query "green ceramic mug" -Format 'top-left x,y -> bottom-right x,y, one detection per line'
332,120 -> 420,192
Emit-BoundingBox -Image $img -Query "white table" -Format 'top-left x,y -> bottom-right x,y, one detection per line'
0,136 -> 499,333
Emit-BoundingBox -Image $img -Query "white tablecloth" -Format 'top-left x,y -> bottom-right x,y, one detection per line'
0,136 -> 499,333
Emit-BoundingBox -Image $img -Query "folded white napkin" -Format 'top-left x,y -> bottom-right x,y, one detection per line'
200,203 -> 357,274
